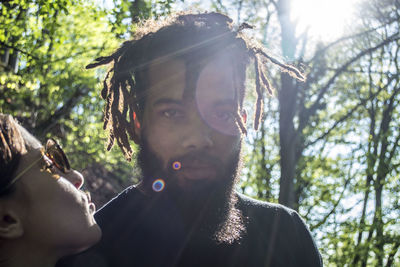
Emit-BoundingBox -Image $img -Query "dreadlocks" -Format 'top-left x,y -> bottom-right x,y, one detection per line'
86,12 -> 305,161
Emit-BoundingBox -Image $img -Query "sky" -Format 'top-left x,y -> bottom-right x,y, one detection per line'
291,0 -> 362,42
172,0 -> 361,43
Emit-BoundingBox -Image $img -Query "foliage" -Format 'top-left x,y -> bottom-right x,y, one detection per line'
194,0 -> 400,265
0,0 -> 177,185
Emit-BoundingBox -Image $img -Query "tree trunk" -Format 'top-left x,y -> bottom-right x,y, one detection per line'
276,0 -> 299,208
278,74 -> 297,208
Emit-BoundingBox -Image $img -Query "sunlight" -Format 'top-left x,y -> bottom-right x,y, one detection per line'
291,0 -> 360,41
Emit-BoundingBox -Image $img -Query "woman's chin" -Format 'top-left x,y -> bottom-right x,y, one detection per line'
65,224 -> 102,255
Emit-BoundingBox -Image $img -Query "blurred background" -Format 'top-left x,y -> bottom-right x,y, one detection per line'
1,0 -> 399,265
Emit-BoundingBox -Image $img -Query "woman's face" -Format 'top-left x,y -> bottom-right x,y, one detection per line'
13,146 -> 101,255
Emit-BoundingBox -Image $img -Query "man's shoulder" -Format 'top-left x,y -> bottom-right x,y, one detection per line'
235,192 -> 307,234
236,192 -> 296,218
235,192 -> 323,267
94,185 -> 144,223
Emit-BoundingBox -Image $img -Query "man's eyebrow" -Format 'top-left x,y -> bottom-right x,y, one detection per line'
153,98 -> 183,106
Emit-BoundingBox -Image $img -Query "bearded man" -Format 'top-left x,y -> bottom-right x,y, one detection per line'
57,12 -> 322,267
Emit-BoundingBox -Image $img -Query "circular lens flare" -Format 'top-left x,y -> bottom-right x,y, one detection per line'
172,161 -> 182,170
152,179 -> 165,192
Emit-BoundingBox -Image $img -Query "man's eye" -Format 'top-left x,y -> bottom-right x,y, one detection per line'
162,109 -> 183,118
214,110 -> 234,122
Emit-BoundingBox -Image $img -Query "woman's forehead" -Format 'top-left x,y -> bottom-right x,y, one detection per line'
18,148 -> 43,167
16,124 -> 41,151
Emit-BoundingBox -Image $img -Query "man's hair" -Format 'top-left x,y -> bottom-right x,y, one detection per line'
87,12 -> 305,161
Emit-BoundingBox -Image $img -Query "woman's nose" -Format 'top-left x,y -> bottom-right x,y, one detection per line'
65,170 -> 84,189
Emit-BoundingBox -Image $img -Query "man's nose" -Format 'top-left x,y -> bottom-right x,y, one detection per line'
64,170 -> 84,189
181,114 -> 214,150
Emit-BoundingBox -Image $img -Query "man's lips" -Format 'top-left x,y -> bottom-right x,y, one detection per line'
172,153 -> 221,181
177,162 -> 217,180
183,161 -> 215,169
180,168 -> 217,180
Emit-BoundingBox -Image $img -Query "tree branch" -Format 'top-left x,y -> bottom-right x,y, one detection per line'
306,75 -> 397,147
34,86 -> 90,137
303,33 -> 400,129
0,41 -> 39,60
307,18 -> 399,64
385,240 -> 400,267
310,176 -> 351,231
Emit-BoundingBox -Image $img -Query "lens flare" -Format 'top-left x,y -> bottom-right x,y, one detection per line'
152,179 -> 165,192
172,161 -> 182,170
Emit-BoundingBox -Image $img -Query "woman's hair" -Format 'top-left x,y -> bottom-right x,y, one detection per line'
87,12 -> 305,161
0,114 -> 27,196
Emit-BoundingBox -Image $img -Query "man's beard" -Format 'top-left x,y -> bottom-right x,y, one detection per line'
136,135 -> 246,244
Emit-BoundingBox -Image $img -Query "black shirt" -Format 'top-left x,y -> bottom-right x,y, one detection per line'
57,186 -> 323,267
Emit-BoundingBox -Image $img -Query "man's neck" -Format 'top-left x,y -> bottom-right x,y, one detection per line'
167,185 -> 244,243
137,180 -> 245,244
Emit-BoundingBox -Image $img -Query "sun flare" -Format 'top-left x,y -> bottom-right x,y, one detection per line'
291,0 -> 360,41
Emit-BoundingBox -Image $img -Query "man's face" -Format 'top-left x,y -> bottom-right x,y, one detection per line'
135,51 -> 245,193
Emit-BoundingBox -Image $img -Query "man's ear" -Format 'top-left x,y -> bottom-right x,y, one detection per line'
132,111 -> 142,145
241,109 -> 247,124
0,206 -> 24,239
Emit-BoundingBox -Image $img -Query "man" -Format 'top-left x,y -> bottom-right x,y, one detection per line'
58,12 -> 322,267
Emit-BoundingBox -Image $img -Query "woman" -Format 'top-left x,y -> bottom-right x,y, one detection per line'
0,114 -> 101,267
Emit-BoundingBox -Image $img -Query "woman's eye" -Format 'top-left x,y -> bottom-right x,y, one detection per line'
43,162 -> 55,173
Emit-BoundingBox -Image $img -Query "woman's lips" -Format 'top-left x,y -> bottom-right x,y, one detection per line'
81,191 -> 96,213
88,202 -> 96,214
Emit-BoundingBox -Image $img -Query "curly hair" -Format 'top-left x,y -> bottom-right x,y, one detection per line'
87,12 -> 305,161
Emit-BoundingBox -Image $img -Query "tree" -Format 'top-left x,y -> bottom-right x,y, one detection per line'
198,0 -> 400,265
0,0 -> 179,207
